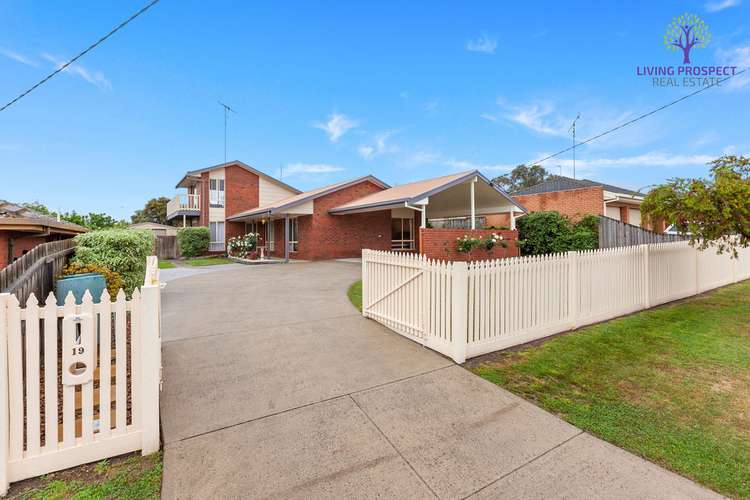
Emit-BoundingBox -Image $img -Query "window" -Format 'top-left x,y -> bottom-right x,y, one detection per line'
391,218 -> 414,250
209,221 -> 225,251
209,178 -> 225,207
245,221 -> 258,235
289,218 -> 299,252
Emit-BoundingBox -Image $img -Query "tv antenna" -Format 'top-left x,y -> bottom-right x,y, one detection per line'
218,101 -> 236,165
568,113 -> 581,179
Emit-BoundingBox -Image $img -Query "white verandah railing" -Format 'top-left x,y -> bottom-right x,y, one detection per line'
0,256 -> 162,495
362,242 -> 750,363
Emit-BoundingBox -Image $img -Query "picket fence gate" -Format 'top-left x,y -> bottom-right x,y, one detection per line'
362,241 -> 750,363
0,256 -> 162,495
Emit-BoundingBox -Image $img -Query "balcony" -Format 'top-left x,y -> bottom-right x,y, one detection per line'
166,194 -> 200,221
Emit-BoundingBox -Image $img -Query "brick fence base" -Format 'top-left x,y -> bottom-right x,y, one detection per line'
419,228 -> 519,262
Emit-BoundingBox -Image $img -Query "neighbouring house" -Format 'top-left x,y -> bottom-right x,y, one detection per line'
0,200 -> 87,270
511,176 -> 664,231
129,222 -> 179,236
168,161 -> 526,260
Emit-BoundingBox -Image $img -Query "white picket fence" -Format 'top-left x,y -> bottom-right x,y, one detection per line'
362,241 -> 750,363
0,256 -> 162,495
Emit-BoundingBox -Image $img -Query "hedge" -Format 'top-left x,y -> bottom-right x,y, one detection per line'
72,229 -> 154,295
517,211 -> 598,255
177,227 -> 210,257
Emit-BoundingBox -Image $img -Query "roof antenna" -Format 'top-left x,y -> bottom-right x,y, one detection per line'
568,113 -> 580,179
218,101 -> 236,166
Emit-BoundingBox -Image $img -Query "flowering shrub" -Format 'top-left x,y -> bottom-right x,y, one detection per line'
456,233 -> 509,253
228,233 -> 259,258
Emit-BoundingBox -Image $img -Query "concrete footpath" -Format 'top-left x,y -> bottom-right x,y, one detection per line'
159,261 -> 719,499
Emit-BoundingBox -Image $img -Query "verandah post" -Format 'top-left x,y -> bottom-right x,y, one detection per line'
0,293 -> 9,496
140,284 -> 161,456
450,261 -> 468,364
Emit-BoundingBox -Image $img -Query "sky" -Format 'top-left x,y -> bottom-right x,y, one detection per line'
0,0 -> 748,220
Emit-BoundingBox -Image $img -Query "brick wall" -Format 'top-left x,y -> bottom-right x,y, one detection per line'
484,213 -> 512,229
514,186 -> 603,220
225,165 -> 260,241
0,233 -> 66,269
268,180 -> 391,260
199,172 -> 210,227
419,228 -> 519,262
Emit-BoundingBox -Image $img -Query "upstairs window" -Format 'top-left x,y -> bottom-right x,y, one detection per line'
209,178 -> 225,207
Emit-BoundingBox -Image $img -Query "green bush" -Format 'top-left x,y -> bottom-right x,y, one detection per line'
72,229 -> 154,295
59,262 -> 123,299
177,227 -> 210,258
517,211 -> 598,255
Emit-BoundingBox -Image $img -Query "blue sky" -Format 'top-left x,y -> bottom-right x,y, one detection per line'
1,0 -> 748,219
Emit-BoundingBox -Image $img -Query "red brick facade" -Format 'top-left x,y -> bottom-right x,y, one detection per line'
419,228 -> 519,262
268,180 -> 392,260
0,233 -> 65,269
514,186 -> 604,221
199,172 -> 210,227
225,165 -> 260,241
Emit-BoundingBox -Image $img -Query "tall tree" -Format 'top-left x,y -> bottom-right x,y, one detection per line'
131,197 -> 171,225
492,164 -> 550,193
641,155 -> 750,254
21,202 -> 126,230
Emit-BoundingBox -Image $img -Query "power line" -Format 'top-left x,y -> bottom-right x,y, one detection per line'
0,0 -> 161,113
527,68 -> 748,167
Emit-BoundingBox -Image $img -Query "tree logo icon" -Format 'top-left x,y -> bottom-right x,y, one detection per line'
664,13 -> 711,64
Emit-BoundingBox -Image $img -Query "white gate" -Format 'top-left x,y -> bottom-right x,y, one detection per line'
0,257 -> 162,495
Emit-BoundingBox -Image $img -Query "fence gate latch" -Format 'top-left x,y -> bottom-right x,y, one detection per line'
62,313 -> 95,386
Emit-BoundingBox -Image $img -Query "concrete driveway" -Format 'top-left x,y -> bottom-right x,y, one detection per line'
160,261 -> 718,499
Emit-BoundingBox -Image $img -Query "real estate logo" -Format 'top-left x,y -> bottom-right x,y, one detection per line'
636,12 -> 735,88
663,13 -> 711,64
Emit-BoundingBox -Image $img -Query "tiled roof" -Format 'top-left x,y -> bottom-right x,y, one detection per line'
514,176 -> 643,197
0,200 -> 87,233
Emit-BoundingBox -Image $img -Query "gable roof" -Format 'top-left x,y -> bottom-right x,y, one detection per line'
226,175 -> 390,220
176,160 -> 301,194
0,200 -> 87,234
514,176 -> 642,197
329,170 -> 526,214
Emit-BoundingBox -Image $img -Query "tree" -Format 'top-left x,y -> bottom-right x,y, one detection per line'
641,155 -> 750,255
664,13 -> 711,64
492,164 -> 550,193
22,202 -> 126,230
131,197 -> 171,225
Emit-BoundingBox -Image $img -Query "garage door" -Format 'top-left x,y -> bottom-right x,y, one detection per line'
628,208 -> 642,227
605,206 -> 621,220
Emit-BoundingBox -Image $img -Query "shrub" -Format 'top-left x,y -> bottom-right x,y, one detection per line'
456,233 -> 509,253
227,233 -> 259,258
177,227 -> 210,258
58,262 -> 123,299
517,211 -> 598,255
72,229 -> 154,295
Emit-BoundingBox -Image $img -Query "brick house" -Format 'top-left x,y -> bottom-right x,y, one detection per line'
0,201 -> 87,270
168,162 -> 526,260
510,176 -> 663,230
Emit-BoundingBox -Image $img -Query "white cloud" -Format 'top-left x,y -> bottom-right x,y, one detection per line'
358,130 -> 400,159
423,100 -> 439,113
500,100 -> 570,137
550,152 -> 715,169
312,112 -> 358,142
0,47 -> 38,67
41,53 -> 111,90
466,33 -> 497,54
284,163 -> 345,174
480,112 -> 498,122
443,158 -> 513,172
715,45 -> 750,90
705,0 -> 741,12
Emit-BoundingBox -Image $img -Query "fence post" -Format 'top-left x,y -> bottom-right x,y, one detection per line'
567,251 -> 579,329
641,245 -> 651,308
361,251 -> 369,318
140,284 -> 161,456
0,294 -> 9,496
450,262 -> 468,364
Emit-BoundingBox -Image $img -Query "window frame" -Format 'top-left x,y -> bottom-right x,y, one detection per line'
209,178 -> 225,208
391,218 -> 414,250
289,218 -> 299,252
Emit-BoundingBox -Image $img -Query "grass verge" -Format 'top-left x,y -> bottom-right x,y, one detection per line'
348,280 -> 362,312
468,280 -> 750,499
183,256 -> 234,266
10,452 -> 162,499
158,260 -> 176,269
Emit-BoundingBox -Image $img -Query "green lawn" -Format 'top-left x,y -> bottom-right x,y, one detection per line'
13,452 -> 162,499
348,280 -> 362,312
469,280 -> 750,498
158,260 -> 176,269
183,256 -> 234,266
